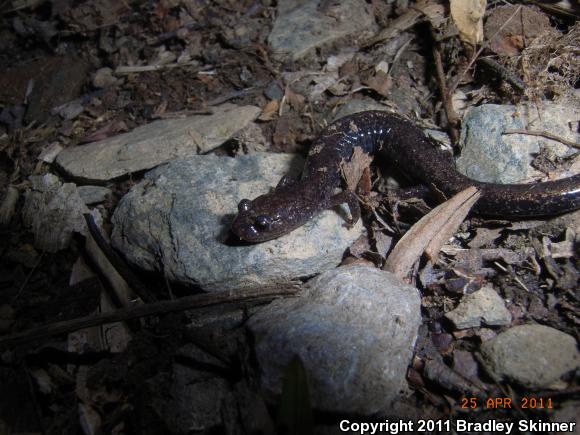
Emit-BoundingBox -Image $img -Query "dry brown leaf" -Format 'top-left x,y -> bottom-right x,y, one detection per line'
485,5 -> 555,56
424,190 -> 481,261
364,70 -> 392,97
259,100 -> 279,121
284,87 -> 305,112
450,0 -> 487,46
383,187 -> 480,280
340,147 -> 373,191
373,227 -> 394,258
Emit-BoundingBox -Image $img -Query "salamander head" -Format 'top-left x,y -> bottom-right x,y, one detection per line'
231,192 -> 312,243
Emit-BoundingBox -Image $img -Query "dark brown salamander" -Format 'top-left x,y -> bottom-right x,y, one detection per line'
232,111 -> 580,242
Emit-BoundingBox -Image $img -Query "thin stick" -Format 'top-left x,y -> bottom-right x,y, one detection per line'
114,61 -> 203,75
0,286 -> 299,349
503,129 -> 580,150
83,214 -> 158,303
493,261 -> 530,292
430,26 -> 459,142
11,250 -> 45,304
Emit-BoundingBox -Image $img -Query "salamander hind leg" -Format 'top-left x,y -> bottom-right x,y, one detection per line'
329,191 -> 361,227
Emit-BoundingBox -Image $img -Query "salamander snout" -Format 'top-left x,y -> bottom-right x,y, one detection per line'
232,199 -> 279,242
231,197 -> 286,242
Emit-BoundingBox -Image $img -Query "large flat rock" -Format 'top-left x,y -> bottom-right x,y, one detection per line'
268,0 -> 376,62
111,153 -> 363,292
55,104 -> 260,182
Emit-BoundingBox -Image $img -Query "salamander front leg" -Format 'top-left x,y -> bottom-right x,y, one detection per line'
276,175 -> 298,190
329,190 -> 361,227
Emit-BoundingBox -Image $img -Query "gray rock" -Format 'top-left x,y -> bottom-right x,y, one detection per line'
77,185 -> 112,205
55,104 -> 260,182
264,80 -> 284,100
445,286 -> 512,329
22,174 -> 102,252
53,99 -> 84,120
480,324 -> 580,388
457,103 -> 580,183
111,154 -> 363,291
247,263 -> 422,414
38,143 -> 63,163
268,0 -> 376,62
148,364 -> 229,433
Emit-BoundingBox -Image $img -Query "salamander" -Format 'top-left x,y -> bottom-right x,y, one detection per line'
232,111 -> 580,242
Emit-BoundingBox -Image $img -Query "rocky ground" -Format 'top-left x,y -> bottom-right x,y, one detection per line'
0,0 -> 579,434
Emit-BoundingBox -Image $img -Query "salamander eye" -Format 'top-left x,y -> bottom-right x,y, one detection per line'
255,215 -> 271,229
238,199 -> 251,212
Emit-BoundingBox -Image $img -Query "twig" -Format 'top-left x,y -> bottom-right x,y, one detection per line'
83,214 -> 158,303
493,261 -> 530,292
206,87 -> 256,106
429,25 -> 459,142
0,286 -> 299,349
503,129 -> 580,150
427,5 -> 524,142
148,22 -> 203,46
527,0 -> 579,19
11,250 -> 45,304
447,6 -> 524,98
114,62 -> 211,75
